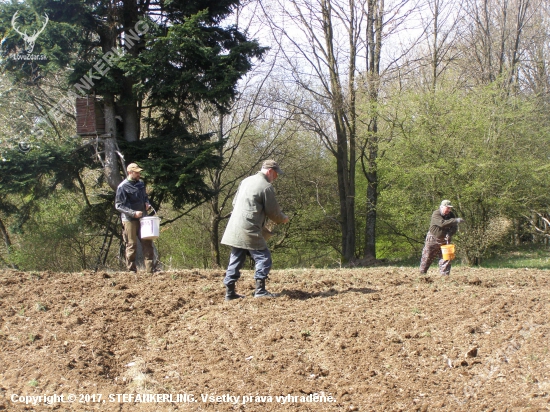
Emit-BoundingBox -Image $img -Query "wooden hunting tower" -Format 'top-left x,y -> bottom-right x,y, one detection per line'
76,96 -> 105,135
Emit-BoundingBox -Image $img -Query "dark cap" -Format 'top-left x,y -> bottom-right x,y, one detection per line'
440,199 -> 454,208
127,163 -> 143,173
261,159 -> 284,174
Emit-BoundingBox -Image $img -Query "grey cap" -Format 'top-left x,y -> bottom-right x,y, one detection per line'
440,199 -> 454,208
262,159 -> 284,174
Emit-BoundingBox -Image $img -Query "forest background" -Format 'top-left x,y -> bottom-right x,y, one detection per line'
0,0 -> 549,272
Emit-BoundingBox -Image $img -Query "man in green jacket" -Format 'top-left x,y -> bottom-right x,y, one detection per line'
419,200 -> 464,276
221,160 -> 289,300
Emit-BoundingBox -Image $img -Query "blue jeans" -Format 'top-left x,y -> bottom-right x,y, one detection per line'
223,247 -> 272,285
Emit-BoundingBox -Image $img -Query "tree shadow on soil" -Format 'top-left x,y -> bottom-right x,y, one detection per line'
279,287 -> 378,300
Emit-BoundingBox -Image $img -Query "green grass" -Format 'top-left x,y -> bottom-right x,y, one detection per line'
479,246 -> 550,269
386,244 -> 550,270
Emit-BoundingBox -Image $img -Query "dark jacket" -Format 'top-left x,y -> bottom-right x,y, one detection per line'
115,178 -> 150,222
428,209 -> 459,239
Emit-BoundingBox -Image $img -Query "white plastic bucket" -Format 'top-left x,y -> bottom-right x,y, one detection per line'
140,216 -> 160,240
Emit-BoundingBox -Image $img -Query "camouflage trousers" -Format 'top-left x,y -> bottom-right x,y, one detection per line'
419,233 -> 451,275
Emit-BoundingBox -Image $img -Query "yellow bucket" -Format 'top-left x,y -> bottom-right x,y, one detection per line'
441,244 -> 455,260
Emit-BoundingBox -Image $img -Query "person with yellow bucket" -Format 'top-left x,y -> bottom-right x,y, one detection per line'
419,200 -> 464,276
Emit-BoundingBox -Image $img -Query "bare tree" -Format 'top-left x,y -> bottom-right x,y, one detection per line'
518,0 -> 550,95
359,0 -> 383,261
259,0 -> 418,262
526,211 -> 550,241
259,0 -> 364,262
192,66 -> 296,267
420,0 -> 464,91
359,0 -> 417,261
461,0 -> 537,89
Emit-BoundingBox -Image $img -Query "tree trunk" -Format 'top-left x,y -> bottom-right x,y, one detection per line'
98,16 -> 123,190
103,93 -> 123,190
362,0 -> 383,261
121,85 -> 140,142
209,113 -> 224,268
347,0 -> 358,261
364,132 -> 378,259
432,0 -> 439,92
0,217 -> 17,269
120,2 -> 141,142
322,0 -> 355,262
210,214 -> 221,267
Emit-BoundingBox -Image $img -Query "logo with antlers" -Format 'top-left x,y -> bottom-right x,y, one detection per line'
11,11 -> 49,54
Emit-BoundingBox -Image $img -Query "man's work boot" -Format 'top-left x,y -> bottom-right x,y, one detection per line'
254,279 -> 275,298
225,283 -> 245,301
145,260 -> 154,274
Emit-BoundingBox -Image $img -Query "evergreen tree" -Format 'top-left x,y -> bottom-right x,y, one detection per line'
0,0 -> 266,224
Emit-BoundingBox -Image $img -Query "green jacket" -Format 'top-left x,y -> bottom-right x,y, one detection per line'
221,172 -> 287,250
428,209 -> 459,239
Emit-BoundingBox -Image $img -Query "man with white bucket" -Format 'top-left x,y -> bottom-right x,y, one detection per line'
221,160 -> 289,300
115,163 -> 156,273
419,199 -> 464,276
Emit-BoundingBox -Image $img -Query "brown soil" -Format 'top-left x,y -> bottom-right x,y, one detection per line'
0,267 -> 548,411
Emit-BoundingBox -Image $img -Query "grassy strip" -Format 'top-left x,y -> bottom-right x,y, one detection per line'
387,245 -> 550,270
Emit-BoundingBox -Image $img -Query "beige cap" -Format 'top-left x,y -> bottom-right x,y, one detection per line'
127,163 -> 143,173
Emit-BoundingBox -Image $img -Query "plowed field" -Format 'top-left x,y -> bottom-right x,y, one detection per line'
0,267 -> 548,411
